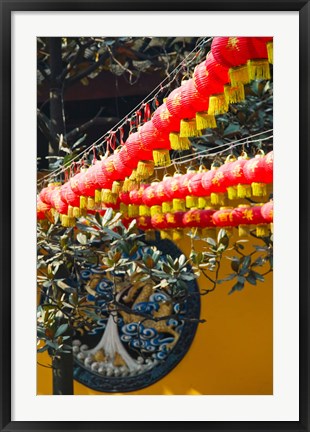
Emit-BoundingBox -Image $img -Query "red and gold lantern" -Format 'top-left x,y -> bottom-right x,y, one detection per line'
212,206 -> 237,235
211,37 -> 251,86
224,155 -> 251,199
261,200 -> 273,233
243,153 -> 271,197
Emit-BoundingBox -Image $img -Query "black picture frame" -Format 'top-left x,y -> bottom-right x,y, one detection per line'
1,1 -> 309,431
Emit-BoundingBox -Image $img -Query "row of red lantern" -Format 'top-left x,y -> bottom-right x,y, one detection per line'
118,151 -> 273,213
37,150 -> 273,226
37,36 -> 273,219
123,201 -> 274,240
149,36 -> 273,146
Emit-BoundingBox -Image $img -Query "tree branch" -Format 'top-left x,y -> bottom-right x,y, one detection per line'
64,49 -> 112,88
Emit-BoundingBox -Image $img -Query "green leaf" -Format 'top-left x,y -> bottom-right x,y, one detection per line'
251,271 -> 265,282
246,273 -> 257,285
55,323 -> 69,338
103,227 -> 122,239
37,345 -> 49,353
76,233 -> 88,245
228,281 -> 244,295
223,123 -> 240,137
206,237 -> 217,247
231,259 -> 240,273
101,207 -> 113,226
217,274 -> 236,284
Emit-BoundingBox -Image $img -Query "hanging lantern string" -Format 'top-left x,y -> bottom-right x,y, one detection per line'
154,129 -> 273,169
37,37 -> 212,187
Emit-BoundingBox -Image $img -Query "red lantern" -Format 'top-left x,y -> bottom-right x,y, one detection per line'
211,37 -> 252,86
165,211 -> 185,229
249,205 -> 270,237
151,212 -> 168,230
152,102 -> 181,134
129,184 -> 149,205
139,121 -> 170,150
92,160 -> 114,190
261,200 -> 273,223
113,152 -> 133,179
264,151 -> 273,184
136,215 -> 153,231
119,190 -> 132,205
142,184 -> 161,207
50,188 -> 68,215
166,83 -> 199,139
163,174 -> 187,212
207,161 -> 236,205
231,204 -> 254,237
212,207 -> 237,235
39,183 -> 61,206
139,121 -> 171,167
224,156 -> 251,199
193,61 -> 224,98
188,170 -> 209,197
261,200 -> 273,233
183,209 -> 214,229
37,199 -> 51,220
243,154 -> 270,197
246,37 -> 271,81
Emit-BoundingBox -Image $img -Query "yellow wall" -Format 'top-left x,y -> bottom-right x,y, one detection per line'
37,234 -> 272,395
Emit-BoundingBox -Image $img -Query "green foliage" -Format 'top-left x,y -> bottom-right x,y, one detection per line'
37,212 -> 198,357
188,229 -> 273,296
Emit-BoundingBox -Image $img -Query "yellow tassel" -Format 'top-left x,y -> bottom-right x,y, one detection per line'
270,222 -> 274,234
208,94 -> 228,115
195,112 -> 217,130
128,204 -> 139,217
160,230 -> 172,240
229,65 -> 250,86
129,170 -> 137,181
227,186 -> 238,200
198,197 -> 212,209
136,160 -> 154,179
95,189 -> 102,204
169,133 -> 190,150
139,205 -> 151,216
172,229 -> 183,241
112,181 -> 121,195
122,178 -> 139,192
119,203 -> 128,215
169,133 -> 191,150
238,225 -> 250,237
150,205 -> 162,217
61,215 -> 69,227
162,202 -> 173,213
210,192 -> 226,206
251,182 -> 267,197
247,59 -> 271,81
152,149 -> 171,167
256,224 -> 269,237
224,82 -> 245,104
186,196 -> 198,208
145,230 -> 156,241
267,41 -> 273,64
80,195 -> 87,210
101,189 -> 118,204
68,205 -> 74,218
73,207 -> 81,218
87,197 -> 95,210
237,184 -> 252,198
172,198 -> 186,212
179,119 -> 200,138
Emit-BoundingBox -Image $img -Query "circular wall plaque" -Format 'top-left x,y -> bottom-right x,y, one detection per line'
73,238 -> 200,393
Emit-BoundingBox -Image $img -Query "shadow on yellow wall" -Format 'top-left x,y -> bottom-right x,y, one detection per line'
37,233 -> 273,395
